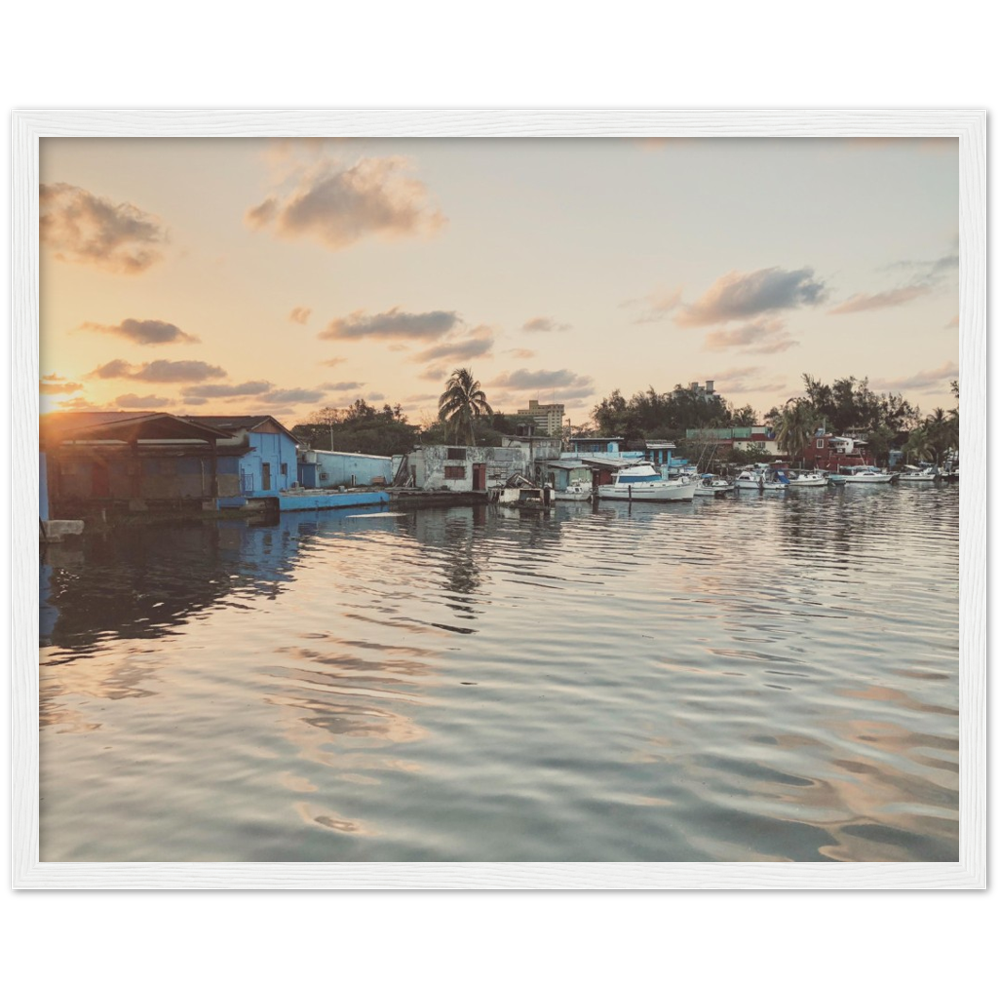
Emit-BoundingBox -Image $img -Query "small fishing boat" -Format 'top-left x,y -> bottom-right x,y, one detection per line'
842,466 -> 896,485
553,482 -> 593,501
896,465 -> 938,483
598,462 -> 696,502
734,469 -> 765,490
694,473 -> 732,497
788,471 -> 827,487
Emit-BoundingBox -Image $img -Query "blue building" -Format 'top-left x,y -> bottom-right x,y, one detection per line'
297,448 -> 393,489
190,416 -> 300,497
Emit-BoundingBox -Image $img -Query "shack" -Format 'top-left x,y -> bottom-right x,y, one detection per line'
40,411 -> 235,518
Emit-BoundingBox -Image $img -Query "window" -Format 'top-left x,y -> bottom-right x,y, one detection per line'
817,439 -> 825,449
447,448 -> 466,460
444,466 -> 465,480
280,463 -> 288,476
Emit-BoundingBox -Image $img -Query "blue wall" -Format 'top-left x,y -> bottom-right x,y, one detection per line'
299,451 -> 392,488
240,431 -> 299,495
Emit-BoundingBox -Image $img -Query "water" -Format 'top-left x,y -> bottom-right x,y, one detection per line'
39,485 -> 960,862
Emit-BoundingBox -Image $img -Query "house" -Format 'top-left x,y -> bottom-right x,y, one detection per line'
565,436 -> 626,455
409,444 -> 529,490
684,425 -> 779,456
40,411 -> 236,517
188,415 -> 299,496
800,431 -> 873,470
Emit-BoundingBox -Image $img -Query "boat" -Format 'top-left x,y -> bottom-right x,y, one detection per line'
553,482 -> 593,501
598,462 -> 696,502
694,473 -> 732,496
788,470 -> 828,487
896,465 -> 938,483
734,466 -> 788,492
734,469 -> 765,490
841,466 -> 896,485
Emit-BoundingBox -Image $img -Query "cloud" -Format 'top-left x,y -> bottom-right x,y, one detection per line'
319,381 -> 365,392
703,319 -> 799,354
180,381 -> 272,399
57,397 -> 108,411
321,356 -> 348,367
622,288 -> 683,324
245,154 -> 445,250
182,397 -> 207,406
320,307 -> 459,341
40,182 -> 168,274
675,267 -> 826,327
89,359 -> 227,383
522,316 -> 571,333
870,361 -> 958,392
710,367 -> 788,396
368,393 -> 386,402
489,368 -> 596,402
828,284 -> 931,314
420,367 -> 448,382
832,249 -> 958,315
289,306 -> 312,325
412,327 -> 494,363
113,393 -> 173,408
506,348 -> 536,359
258,387 -> 326,404
77,317 -> 198,345
39,375 -> 83,395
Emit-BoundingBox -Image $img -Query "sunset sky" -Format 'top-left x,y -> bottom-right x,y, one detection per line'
39,137 -> 959,429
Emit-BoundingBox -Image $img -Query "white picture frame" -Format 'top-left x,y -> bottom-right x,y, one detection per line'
12,109 -> 987,889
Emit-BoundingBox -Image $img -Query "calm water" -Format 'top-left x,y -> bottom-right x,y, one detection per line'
39,485 -> 960,862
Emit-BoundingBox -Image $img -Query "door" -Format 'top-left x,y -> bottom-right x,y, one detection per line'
261,462 -> 272,490
472,463 -> 486,490
91,462 -> 110,497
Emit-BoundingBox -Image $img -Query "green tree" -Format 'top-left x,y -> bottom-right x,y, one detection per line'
438,368 -> 493,445
774,400 -> 821,464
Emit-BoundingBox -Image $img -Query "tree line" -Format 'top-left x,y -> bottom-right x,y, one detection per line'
293,369 -> 958,468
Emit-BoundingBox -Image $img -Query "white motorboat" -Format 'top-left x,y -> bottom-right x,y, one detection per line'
598,462 -> 696,502
694,474 -> 732,497
896,465 -> 938,483
842,466 -> 896,485
553,482 -> 593,500
788,471 -> 827,487
734,469 -> 765,490
734,467 -> 788,492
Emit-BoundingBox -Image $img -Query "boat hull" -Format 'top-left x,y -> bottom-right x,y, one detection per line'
599,480 -> 696,502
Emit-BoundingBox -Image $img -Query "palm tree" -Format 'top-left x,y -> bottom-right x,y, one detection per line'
438,368 -> 493,446
904,425 -> 931,462
775,400 -> 820,465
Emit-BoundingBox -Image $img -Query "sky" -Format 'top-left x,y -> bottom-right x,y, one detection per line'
38,137 -> 959,430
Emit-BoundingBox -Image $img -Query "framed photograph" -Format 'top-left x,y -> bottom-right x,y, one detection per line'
13,110 -> 986,889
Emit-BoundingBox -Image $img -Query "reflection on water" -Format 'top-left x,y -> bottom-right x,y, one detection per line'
40,488 -> 959,862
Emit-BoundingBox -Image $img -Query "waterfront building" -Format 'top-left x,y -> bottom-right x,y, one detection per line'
190,415 -> 299,496
40,411 -> 234,518
800,431 -> 874,471
297,448 -> 393,489
684,425 -> 779,455
409,444 -> 529,491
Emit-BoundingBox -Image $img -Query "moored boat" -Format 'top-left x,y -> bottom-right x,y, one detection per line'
842,466 -> 896,484
788,471 -> 827,487
553,482 -> 593,501
896,465 -> 938,483
598,462 -> 696,502
694,473 -> 732,497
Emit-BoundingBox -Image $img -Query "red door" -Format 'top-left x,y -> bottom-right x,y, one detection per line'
472,463 -> 486,490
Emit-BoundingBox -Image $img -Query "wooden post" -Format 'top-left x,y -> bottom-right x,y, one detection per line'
130,437 -> 141,498
210,437 -> 219,498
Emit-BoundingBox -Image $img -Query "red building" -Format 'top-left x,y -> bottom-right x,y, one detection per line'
800,432 -> 874,471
